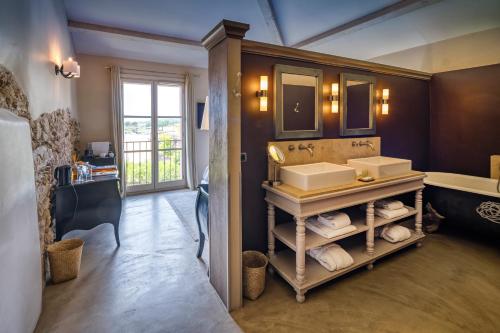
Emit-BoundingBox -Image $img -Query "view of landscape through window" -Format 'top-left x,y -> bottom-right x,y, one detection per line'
123,82 -> 183,189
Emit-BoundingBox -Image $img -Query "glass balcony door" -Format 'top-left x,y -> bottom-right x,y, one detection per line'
156,83 -> 185,189
123,80 -> 185,193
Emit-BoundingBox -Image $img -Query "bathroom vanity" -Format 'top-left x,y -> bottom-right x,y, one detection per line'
263,169 -> 425,303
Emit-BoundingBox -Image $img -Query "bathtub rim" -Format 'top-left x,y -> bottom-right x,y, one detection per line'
424,172 -> 500,199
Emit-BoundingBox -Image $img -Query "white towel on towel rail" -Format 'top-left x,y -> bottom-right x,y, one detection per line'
306,218 -> 357,239
308,243 -> 354,271
381,224 -> 411,243
318,211 -> 351,229
375,199 -> 404,210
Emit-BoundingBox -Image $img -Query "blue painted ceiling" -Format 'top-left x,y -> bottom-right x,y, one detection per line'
64,0 -> 500,68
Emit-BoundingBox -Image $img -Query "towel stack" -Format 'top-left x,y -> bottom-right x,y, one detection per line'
374,199 -> 409,219
307,243 -> 354,272
380,224 -> 412,243
306,212 -> 357,239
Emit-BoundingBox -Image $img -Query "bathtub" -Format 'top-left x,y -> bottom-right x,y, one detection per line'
424,172 -> 500,237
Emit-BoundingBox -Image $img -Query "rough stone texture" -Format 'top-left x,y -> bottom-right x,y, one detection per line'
31,109 -> 80,254
0,65 -> 79,280
0,64 -> 30,120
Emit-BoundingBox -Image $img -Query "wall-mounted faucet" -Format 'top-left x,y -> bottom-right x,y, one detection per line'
352,140 -> 375,151
299,143 -> 314,157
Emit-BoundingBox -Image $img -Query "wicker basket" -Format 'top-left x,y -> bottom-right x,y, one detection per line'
242,251 -> 268,300
47,238 -> 84,284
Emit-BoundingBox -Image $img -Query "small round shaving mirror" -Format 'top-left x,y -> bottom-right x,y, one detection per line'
268,145 -> 285,186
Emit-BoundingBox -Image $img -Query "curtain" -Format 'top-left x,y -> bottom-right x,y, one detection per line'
185,73 -> 197,189
110,65 -> 126,197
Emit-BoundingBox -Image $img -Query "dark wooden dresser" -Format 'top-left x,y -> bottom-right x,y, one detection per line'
53,175 -> 122,246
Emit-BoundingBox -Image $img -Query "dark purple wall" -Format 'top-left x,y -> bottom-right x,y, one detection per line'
430,64 -> 500,178
241,53 -> 430,251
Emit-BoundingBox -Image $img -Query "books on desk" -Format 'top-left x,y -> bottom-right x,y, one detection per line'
91,164 -> 118,177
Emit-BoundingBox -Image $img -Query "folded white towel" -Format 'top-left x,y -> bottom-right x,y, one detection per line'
381,224 -> 411,243
318,211 -> 351,229
308,243 -> 354,271
375,206 -> 409,219
306,218 -> 357,239
375,199 -> 404,211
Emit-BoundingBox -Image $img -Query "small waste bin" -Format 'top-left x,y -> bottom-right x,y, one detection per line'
47,238 -> 84,284
242,251 -> 268,300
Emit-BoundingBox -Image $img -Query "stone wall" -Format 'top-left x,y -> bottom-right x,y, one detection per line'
32,110 -> 79,254
0,65 -> 79,278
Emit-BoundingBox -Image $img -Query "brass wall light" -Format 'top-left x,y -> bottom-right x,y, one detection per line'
257,75 -> 268,111
381,88 -> 389,115
55,57 -> 80,79
328,83 -> 339,113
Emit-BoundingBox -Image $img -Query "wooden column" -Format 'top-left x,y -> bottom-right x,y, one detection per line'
202,20 -> 249,311
366,201 -> 375,255
295,216 -> 306,303
267,203 -> 275,257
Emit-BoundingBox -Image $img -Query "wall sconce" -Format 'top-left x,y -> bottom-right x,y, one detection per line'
328,83 -> 339,113
256,75 -> 268,112
55,57 -> 80,78
381,88 -> 389,115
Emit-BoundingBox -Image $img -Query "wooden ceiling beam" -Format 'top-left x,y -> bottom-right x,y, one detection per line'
68,20 -> 202,47
291,0 -> 442,49
257,0 -> 284,45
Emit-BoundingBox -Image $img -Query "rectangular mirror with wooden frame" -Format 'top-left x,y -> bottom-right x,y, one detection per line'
339,73 -> 376,136
274,64 -> 323,139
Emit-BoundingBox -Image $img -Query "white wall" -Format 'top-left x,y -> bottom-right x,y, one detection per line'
369,27 -> 500,74
76,54 -> 209,184
0,0 -> 77,119
0,1 -> 76,331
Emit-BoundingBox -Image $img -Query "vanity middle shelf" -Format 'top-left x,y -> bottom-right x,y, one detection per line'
273,205 -> 417,251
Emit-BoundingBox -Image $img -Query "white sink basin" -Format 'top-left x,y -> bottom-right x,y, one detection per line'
347,156 -> 412,179
280,162 -> 356,191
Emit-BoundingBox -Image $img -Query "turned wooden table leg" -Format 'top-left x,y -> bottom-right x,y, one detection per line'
267,203 -> 275,257
415,189 -> 423,236
295,216 -> 306,300
296,290 -> 306,303
366,201 -> 375,255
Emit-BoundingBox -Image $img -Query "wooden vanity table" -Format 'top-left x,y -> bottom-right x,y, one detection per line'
263,171 -> 426,303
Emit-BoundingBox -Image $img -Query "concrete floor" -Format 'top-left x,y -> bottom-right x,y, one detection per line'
35,192 -> 500,333
35,192 -> 240,333
232,228 -> 500,333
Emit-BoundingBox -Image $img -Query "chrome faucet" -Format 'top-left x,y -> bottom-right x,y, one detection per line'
352,140 -> 375,151
299,143 -> 314,157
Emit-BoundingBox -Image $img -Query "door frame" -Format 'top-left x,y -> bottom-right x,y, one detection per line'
122,78 -> 187,194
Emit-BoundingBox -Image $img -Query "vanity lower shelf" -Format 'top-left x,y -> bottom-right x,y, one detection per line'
270,230 -> 425,294
273,206 -> 416,251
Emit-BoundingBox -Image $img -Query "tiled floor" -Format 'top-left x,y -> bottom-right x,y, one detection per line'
35,192 -> 240,333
